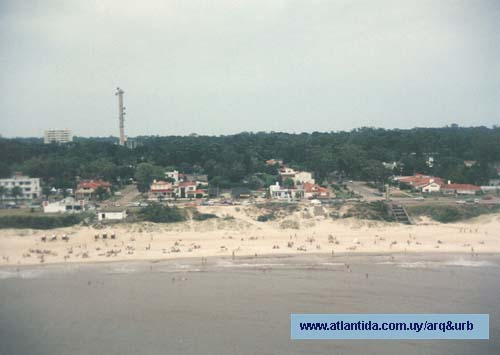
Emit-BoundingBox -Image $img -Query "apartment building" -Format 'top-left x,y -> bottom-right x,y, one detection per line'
0,174 -> 41,200
44,129 -> 73,144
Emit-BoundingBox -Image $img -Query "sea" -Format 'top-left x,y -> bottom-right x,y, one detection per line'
1,253 -> 499,355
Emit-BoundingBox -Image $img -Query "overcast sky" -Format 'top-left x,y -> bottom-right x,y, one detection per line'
0,0 -> 499,137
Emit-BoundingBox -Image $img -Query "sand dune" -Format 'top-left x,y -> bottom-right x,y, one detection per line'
1,206 -> 499,266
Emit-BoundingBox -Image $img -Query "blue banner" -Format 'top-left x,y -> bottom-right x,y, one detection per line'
291,314 -> 489,339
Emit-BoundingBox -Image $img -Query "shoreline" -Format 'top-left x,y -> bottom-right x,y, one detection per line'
1,244 -> 499,269
1,251 -> 498,271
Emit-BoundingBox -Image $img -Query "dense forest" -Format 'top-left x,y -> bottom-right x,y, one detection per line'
1,126 -> 499,190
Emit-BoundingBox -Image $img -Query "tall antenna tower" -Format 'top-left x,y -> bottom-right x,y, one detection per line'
115,87 -> 126,146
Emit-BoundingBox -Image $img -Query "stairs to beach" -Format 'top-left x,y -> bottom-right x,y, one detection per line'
390,204 -> 411,224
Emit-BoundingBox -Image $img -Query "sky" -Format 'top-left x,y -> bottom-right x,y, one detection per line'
0,0 -> 499,137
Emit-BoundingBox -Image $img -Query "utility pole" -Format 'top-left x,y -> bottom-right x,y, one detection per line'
115,87 -> 126,146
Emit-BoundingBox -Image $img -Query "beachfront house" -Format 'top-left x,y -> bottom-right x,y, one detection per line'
75,180 -> 111,200
303,183 -> 331,199
395,174 -> 445,193
269,182 -> 304,200
150,180 -> 175,200
178,181 -> 206,199
421,181 -> 442,193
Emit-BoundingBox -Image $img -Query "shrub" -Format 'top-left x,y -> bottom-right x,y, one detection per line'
0,214 -> 83,230
407,204 -> 500,223
257,213 -> 275,222
192,210 -> 218,221
138,204 -> 187,223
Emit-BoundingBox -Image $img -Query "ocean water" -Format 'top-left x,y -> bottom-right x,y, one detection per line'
0,253 -> 499,355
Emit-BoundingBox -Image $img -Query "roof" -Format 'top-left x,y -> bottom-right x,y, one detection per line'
179,181 -> 197,187
398,175 -> 445,188
78,180 -> 111,189
187,189 -> 206,195
303,183 -> 329,194
443,184 -> 480,191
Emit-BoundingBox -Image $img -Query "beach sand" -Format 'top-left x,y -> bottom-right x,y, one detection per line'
1,206 -> 499,267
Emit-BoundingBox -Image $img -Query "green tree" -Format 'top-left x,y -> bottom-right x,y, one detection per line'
95,186 -> 109,201
134,163 -> 164,192
11,186 -> 23,201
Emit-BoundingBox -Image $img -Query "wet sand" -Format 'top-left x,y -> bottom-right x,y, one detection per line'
1,253 -> 499,354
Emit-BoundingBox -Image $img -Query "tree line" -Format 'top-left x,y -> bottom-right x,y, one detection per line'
1,126 -> 499,190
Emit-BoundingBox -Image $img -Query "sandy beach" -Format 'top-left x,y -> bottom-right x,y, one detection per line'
1,206 -> 499,267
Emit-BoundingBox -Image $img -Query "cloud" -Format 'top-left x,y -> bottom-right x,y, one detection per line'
0,0 -> 499,137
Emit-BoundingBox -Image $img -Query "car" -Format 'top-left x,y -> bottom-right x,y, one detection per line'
413,197 -> 424,201
456,200 -> 466,204
474,199 -> 480,204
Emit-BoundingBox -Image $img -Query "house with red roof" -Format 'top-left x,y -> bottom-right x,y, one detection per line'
396,174 -> 445,193
303,183 -> 332,199
149,180 -> 207,200
150,180 -> 175,200
75,180 -> 111,200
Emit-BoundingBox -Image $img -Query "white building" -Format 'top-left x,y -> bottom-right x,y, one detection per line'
0,174 -> 41,200
269,182 -> 304,200
293,171 -> 315,185
44,129 -> 73,144
43,198 -> 85,213
97,209 -> 127,221
421,180 -> 442,193
165,170 -> 179,183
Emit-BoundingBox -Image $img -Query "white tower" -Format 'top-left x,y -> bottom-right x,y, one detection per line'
115,87 -> 126,146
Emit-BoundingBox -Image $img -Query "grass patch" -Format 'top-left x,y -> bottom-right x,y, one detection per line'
407,204 -> 500,223
343,201 -> 394,222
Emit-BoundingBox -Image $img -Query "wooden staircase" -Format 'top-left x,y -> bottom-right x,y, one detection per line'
390,204 -> 411,224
